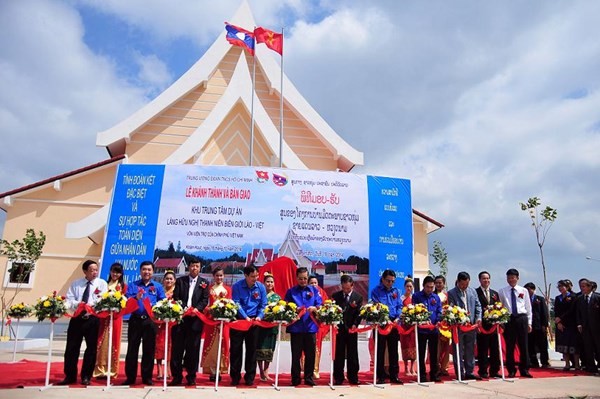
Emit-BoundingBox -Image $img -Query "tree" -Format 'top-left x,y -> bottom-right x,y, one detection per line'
0,228 -> 46,336
520,197 -> 557,304
429,240 -> 448,278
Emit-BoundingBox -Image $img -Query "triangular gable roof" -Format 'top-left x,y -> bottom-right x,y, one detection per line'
95,0 -> 363,170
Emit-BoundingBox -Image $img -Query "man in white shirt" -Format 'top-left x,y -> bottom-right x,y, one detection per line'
498,268 -> 533,378
58,260 -> 108,386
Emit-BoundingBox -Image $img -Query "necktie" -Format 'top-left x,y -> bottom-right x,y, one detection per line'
187,279 -> 196,308
486,289 -> 490,303
82,281 -> 91,304
345,293 -> 350,304
511,288 -> 518,316
586,294 -> 590,304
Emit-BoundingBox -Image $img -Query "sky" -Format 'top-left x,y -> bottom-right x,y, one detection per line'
1,0 -> 599,294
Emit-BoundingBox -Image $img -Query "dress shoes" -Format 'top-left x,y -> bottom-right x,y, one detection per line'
479,373 -> 489,379
390,376 -> 403,385
209,374 -> 216,382
304,378 -> 316,386
168,378 -> 183,386
81,378 -> 91,386
290,380 -> 300,386
507,372 -> 516,378
464,374 -> 481,381
186,379 -> 196,387
376,378 -> 386,385
244,379 -> 254,386
520,372 -> 533,378
431,376 -> 442,383
334,379 -> 344,385
142,379 -> 154,386
418,377 -> 428,383
120,380 -> 134,386
56,379 -> 75,386
348,379 -> 360,385
490,373 -> 502,379
230,378 -> 240,386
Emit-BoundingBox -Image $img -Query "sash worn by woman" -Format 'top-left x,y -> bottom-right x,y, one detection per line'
93,263 -> 126,379
256,273 -> 281,381
201,266 -> 231,381
155,271 -> 176,379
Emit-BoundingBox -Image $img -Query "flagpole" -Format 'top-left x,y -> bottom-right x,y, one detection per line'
249,35 -> 256,167
279,27 -> 284,168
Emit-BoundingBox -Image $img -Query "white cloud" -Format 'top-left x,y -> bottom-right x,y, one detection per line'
133,52 -> 172,95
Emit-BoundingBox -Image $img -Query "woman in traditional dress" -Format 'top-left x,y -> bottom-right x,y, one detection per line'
434,275 -> 451,376
93,262 -> 126,379
554,279 -> 580,370
400,278 -> 417,376
155,270 -> 176,379
308,275 -> 328,379
201,266 -> 231,381
256,273 -> 281,381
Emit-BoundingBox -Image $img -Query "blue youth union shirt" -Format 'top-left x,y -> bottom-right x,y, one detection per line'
285,285 -> 323,333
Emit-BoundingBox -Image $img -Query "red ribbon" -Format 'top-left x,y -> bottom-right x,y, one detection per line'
67,299 -> 139,320
478,323 -> 503,335
6,317 -> 11,326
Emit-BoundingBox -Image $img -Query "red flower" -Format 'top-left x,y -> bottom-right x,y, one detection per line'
137,287 -> 145,295
392,292 -> 398,299
149,286 -> 156,295
116,283 -> 122,292
200,282 -> 207,289
307,291 -> 313,298
350,301 -> 357,308
431,298 -> 437,305
219,291 -> 227,298
492,294 -> 498,301
518,293 -> 524,299
535,298 -> 541,304
565,297 -> 572,302
94,288 -> 101,295
253,291 -> 259,299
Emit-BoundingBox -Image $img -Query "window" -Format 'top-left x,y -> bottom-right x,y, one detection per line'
3,261 -> 35,288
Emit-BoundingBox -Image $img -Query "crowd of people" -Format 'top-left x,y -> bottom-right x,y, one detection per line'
56,259 -> 600,387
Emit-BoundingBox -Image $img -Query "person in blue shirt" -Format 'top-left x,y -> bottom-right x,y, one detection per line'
370,269 -> 403,384
412,275 -> 442,383
122,261 -> 166,386
285,266 -> 323,386
230,265 -> 268,386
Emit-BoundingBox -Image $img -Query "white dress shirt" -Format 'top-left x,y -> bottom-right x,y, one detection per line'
187,277 -> 198,308
65,277 -> 108,310
498,284 -> 532,326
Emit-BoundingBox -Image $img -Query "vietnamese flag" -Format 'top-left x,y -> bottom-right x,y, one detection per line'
254,27 -> 283,55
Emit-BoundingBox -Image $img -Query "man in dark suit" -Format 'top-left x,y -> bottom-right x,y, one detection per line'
447,271 -> 482,380
524,282 -> 550,368
169,258 -> 210,386
332,274 -> 363,385
476,271 -> 501,379
576,278 -> 600,374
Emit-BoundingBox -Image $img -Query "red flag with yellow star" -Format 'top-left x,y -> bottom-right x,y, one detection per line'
254,27 -> 283,55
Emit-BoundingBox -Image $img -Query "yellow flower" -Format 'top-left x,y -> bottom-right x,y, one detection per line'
226,303 -> 234,309
409,309 -> 415,315
43,300 -> 51,307
279,300 -> 286,305
452,307 -> 458,314
273,305 -> 282,313
120,299 -> 126,308
114,291 -> 122,300
289,302 -> 297,310
172,304 -> 182,313
102,292 -> 109,299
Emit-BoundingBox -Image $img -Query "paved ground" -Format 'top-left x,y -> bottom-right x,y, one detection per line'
1,337 -> 598,398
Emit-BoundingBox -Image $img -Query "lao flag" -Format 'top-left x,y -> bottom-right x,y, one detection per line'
225,23 -> 255,55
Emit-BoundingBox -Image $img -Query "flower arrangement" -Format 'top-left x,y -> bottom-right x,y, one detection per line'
7,302 -> 33,319
359,302 -> 390,325
400,303 -> 431,325
441,304 -> 470,325
152,298 -> 184,322
316,299 -> 343,324
208,298 -> 239,321
263,300 -> 298,323
95,289 -> 127,312
34,291 -> 67,322
482,302 -> 510,324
